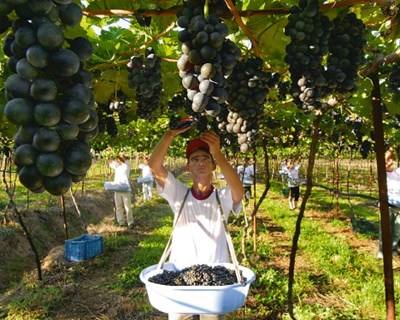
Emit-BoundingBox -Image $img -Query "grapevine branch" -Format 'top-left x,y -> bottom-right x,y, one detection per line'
139,22 -> 176,50
223,0 -> 261,57
361,47 -> 400,77
89,56 -> 177,71
1,156 -> 42,281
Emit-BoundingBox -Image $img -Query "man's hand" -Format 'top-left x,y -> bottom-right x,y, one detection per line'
199,131 -> 221,157
167,124 -> 193,138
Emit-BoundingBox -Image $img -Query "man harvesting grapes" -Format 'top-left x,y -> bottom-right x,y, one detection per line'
148,127 -> 243,320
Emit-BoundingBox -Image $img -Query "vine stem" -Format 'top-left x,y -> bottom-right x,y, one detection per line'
204,0 -> 209,17
1,155 -> 42,281
61,195 -> 69,240
223,0 -> 261,57
288,116 -> 321,320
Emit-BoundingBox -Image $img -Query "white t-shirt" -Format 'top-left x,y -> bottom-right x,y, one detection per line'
110,161 -> 131,186
240,165 -> 255,185
138,163 -> 153,178
282,165 -> 300,187
157,172 -> 241,269
387,168 -> 400,197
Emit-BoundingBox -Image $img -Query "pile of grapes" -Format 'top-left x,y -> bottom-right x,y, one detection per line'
2,0 -> 97,196
149,264 -> 245,286
127,48 -> 162,119
224,58 -> 279,152
284,0 -> 330,110
176,0 -> 240,118
326,13 -> 365,93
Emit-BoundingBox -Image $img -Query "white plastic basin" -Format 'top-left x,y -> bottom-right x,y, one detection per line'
139,263 -> 256,315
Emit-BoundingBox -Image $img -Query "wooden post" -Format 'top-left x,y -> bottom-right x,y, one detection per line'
370,74 -> 396,320
61,195 -> 69,240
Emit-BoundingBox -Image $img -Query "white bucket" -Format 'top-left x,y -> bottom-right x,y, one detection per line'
139,262 -> 256,315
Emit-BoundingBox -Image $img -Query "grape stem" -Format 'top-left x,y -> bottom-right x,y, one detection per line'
223,0 -> 261,57
204,0 -> 209,17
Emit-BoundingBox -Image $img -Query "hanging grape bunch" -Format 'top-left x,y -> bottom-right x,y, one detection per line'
108,92 -> 129,125
176,0 -> 241,120
127,48 -> 162,120
226,58 -> 279,152
167,91 -> 209,134
284,0 -> 331,111
96,103 -> 118,137
346,116 -> 372,158
389,63 -> 400,94
326,13 -> 365,93
207,0 -> 236,17
2,0 -> 98,196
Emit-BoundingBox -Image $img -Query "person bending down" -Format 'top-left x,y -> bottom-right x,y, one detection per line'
148,128 -> 244,320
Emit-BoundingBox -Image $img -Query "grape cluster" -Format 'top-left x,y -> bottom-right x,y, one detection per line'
389,64 -> 400,94
326,13 -> 365,93
135,14 -> 151,27
97,103 -> 119,137
108,92 -> 129,125
225,58 -> 279,152
167,91 -> 211,133
208,0 -> 236,17
284,0 -> 330,110
127,48 -> 162,119
176,0 -> 240,118
149,264 -> 244,286
347,117 -> 373,158
2,0 -> 97,196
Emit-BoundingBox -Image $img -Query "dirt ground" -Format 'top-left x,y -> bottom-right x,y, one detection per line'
0,190 -> 169,319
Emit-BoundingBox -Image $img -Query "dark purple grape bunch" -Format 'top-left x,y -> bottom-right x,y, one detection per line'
325,13 -> 366,93
225,58 -> 279,152
284,0 -> 331,111
176,0 -> 241,118
127,47 -> 162,120
2,0 -> 97,196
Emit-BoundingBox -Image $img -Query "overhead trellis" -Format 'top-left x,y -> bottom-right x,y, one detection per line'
82,0 -> 383,18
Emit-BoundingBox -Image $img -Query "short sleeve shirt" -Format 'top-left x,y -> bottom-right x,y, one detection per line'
387,168 -> 400,197
156,171 -> 241,269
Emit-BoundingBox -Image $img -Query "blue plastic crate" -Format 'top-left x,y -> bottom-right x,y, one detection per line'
64,234 -> 103,262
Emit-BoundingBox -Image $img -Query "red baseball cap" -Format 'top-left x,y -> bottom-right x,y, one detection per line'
186,138 -> 210,158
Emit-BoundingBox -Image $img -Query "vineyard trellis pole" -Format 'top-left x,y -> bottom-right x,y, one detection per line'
370,74 -> 396,320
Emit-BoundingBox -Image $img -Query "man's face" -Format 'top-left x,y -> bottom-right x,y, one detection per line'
187,149 -> 215,177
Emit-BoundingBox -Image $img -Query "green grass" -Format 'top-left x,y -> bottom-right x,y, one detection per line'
261,181 -> 399,319
1,161 -> 399,319
5,285 -> 62,320
114,201 -> 172,291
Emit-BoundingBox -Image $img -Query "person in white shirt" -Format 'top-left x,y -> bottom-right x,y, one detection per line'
109,154 -> 133,229
378,148 -> 400,258
237,157 -> 255,203
138,156 -> 154,201
281,159 -> 301,210
148,128 -> 243,320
